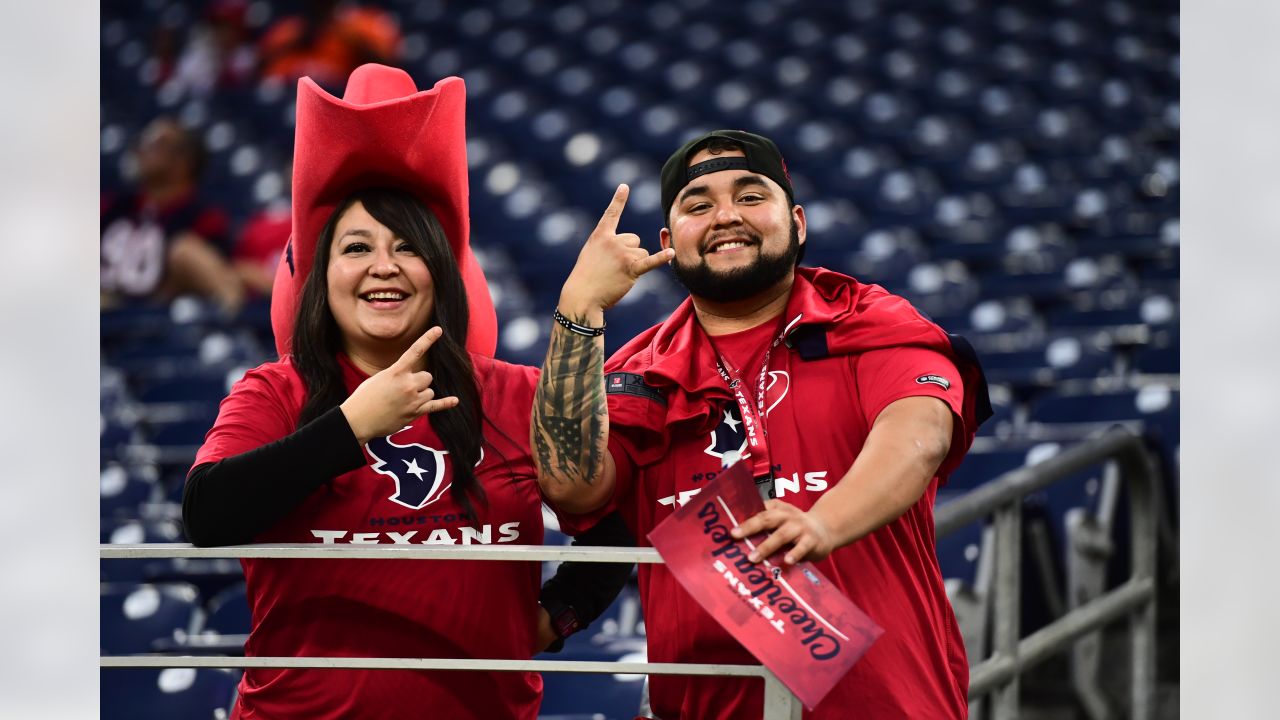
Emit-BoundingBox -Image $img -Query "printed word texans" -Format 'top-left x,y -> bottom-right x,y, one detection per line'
309,523 -> 522,545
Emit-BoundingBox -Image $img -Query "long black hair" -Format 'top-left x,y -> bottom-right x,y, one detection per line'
292,187 -> 486,519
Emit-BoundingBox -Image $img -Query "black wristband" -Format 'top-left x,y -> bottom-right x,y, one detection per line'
539,596 -> 581,654
553,308 -> 605,337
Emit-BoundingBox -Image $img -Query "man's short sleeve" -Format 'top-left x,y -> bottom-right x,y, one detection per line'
854,346 -> 968,478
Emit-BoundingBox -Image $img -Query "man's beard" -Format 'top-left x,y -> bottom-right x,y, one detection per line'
671,222 -> 800,304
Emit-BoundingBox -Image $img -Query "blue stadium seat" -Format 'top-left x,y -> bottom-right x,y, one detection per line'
101,582 -> 201,655
134,370 -> 231,405
1132,330 -> 1179,375
145,410 -> 219,448
539,586 -> 646,719
101,518 -> 186,584
100,667 -> 239,720
101,463 -> 156,519
948,448 -> 1028,493
934,506 -> 985,587
203,582 -> 252,637
145,554 -> 246,610
1028,385 -> 1179,449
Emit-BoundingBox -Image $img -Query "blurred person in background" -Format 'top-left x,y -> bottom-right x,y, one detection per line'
159,0 -> 259,99
182,64 -> 631,719
100,116 -> 245,314
258,0 -> 401,87
232,155 -> 293,297
533,130 -> 992,719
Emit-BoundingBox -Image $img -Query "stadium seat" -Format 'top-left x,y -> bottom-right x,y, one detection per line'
101,519 -> 186,584
1027,385 -> 1180,457
539,586 -> 646,719
948,448 -> 1028,493
145,556 -> 246,610
934,508 -> 986,588
100,667 -> 239,720
100,581 -> 201,655
101,463 -> 156,519
204,582 -> 252,637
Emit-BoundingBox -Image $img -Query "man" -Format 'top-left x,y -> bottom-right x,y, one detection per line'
101,116 -> 244,313
533,130 -> 990,718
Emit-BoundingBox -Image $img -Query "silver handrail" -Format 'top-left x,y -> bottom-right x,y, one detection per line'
101,426 -> 1159,719
935,426 -> 1160,719
99,544 -> 801,719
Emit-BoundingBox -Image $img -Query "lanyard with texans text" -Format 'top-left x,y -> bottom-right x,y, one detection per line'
711,314 -> 802,498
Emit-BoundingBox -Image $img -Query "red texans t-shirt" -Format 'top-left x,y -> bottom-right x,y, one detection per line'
194,354 -> 557,720
604,269 -> 973,719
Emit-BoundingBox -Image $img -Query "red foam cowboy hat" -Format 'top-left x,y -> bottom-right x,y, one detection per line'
270,63 -> 497,358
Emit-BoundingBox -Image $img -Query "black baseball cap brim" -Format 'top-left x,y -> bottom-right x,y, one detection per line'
660,129 -> 795,221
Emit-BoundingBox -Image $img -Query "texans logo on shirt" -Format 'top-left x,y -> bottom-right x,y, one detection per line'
704,406 -> 749,460
703,371 -> 791,461
366,427 -> 452,510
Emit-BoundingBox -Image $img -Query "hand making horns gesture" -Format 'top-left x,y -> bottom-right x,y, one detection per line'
340,326 -> 459,444
558,184 -> 675,316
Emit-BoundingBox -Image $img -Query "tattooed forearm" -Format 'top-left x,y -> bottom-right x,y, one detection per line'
532,320 -> 609,496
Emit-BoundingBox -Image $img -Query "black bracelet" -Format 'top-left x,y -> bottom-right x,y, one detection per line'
553,308 -> 606,337
539,596 -> 580,654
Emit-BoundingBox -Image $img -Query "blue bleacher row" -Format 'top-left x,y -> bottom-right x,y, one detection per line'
102,0 -> 1177,717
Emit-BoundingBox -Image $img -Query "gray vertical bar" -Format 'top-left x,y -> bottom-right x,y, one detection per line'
1122,442 -> 1159,720
991,502 -> 1022,720
760,669 -> 803,720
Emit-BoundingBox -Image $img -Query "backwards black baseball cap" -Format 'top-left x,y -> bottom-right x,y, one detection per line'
660,129 -> 795,222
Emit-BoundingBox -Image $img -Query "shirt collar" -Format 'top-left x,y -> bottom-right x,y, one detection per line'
640,267 -> 848,395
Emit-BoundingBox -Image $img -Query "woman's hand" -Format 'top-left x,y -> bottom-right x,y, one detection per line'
340,326 -> 458,444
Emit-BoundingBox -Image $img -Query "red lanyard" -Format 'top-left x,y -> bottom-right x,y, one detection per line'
711,315 -> 799,481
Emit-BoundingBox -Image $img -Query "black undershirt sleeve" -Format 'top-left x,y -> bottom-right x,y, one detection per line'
184,402 -> 634,641
182,406 -> 366,547
538,511 -> 637,650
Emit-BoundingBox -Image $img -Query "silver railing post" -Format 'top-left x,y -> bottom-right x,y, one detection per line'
1120,442 -> 1159,720
935,427 -> 1164,718
761,667 -> 804,720
990,501 -> 1022,720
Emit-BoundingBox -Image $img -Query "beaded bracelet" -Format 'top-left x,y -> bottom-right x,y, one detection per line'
553,308 -> 606,337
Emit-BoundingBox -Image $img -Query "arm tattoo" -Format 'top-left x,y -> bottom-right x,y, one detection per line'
532,320 -> 608,491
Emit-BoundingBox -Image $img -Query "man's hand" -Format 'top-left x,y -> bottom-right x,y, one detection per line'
340,327 -> 458,444
558,184 -> 674,318
730,500 -> 838,566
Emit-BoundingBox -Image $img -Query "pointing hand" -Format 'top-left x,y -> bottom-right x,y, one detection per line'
340,326 -> 459,444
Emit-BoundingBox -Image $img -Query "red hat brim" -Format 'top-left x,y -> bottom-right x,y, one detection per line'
270,64 -> 497,358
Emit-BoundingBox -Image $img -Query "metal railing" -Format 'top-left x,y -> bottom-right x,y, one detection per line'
101,426 -> 1158,720
100,544 -> 804,720
935,426 -> 1160,719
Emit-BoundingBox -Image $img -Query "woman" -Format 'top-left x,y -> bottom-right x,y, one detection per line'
182,187 -> 629,719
